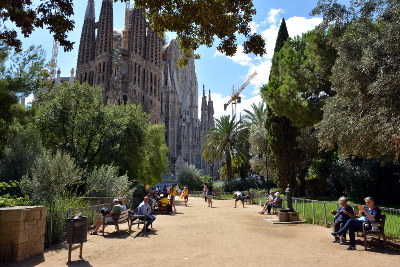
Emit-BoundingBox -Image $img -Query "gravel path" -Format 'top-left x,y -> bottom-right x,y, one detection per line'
12,196 -> 400,267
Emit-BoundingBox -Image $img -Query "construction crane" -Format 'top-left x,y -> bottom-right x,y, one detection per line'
224,71 -> 257,119
50,39 -> 59,80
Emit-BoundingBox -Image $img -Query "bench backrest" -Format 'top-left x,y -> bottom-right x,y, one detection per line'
118,209 -> 129,222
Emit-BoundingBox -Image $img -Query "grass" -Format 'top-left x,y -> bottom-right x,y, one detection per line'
292,198 -> 400,239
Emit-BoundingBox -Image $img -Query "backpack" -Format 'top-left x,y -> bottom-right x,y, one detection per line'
100,207 -> 111,215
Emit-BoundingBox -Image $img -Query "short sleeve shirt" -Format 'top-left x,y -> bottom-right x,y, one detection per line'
111,204 -> 122,221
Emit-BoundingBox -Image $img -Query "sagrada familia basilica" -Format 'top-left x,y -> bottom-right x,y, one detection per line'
75,0 -> 215,176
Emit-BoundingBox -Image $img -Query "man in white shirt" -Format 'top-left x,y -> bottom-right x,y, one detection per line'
137,196 -> 156,231
234,190 -> 244,208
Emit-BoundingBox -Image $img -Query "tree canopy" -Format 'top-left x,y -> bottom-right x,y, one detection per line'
313,0 -> 400,162
34,82 -> 153,181
1,0 -> 266,66
201,115 -> 248,180
262,30 -> 336,128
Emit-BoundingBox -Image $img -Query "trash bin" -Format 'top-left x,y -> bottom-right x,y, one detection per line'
66,216 -> 88,244
66,216 -> 87,262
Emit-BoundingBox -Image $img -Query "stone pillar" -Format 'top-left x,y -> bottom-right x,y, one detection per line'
0,206 -> 46,263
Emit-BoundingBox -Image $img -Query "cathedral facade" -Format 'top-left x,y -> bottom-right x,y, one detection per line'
76,0 -> 215,176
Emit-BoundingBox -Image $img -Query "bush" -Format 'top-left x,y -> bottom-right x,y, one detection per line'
20,149 -> 81,212
331,158 -> 400,204
0,181 -> 33,207
0,128 -> 43,195
176,163 -> 203,190
86,165 -> 132,199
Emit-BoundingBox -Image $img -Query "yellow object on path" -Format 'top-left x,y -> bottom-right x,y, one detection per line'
180,188 -> 188,199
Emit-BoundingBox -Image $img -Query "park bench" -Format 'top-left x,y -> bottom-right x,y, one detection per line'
128,209 -> 153,234
243,193 -> 253,205
272,199 -> 283,214
357,214 -> 387,250
101,209 -> 131,236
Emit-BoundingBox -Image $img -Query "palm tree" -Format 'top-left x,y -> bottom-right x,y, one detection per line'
242,102 -> 268,128
201,115 -> 248,180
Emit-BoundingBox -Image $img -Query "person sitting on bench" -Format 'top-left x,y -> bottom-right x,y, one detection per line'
331,196 -> 354,244
259,191 -> 275,214
91,198 -> 122,235
331,197 -> 381,250
138,196 -> 156,231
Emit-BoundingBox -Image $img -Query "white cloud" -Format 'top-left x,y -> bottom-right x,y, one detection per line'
267,8 -> 283,24
286,16 -> 323,37
207,14 -> 323,121
249,21 -> 259,34
261,24 -> 279,58
214,45 -> 252,66
248,59 -> 271,88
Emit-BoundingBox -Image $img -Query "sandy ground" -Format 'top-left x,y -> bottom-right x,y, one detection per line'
11,196 -> 400,267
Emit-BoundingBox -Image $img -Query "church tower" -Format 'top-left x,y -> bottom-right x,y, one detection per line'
76,1 -> 213,176
95,0 -> 114,104
76,0 -> 96,86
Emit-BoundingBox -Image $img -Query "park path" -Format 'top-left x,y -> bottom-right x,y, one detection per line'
12,196 -> 399,267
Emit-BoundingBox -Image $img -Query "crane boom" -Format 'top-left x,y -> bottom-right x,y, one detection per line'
224,71 -> 257,111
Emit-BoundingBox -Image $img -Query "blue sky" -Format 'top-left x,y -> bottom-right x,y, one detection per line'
18,0 -> 339,118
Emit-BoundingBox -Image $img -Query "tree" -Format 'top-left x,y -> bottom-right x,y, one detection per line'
243,102 -> 269,180
261,19 -> 299,191
262,30 -> 336,128
0,127 -> 43,187
142,124 -> 169,185
0,44 -> 48,150
134,0 -> 266,66
0,0 -> 74,52
1,1 -> 265,66
176,163 -> 202,190
242,102 -> 268,128
201,115 -> 248,180
34,82 -> 150,181
313,0 -> 400,162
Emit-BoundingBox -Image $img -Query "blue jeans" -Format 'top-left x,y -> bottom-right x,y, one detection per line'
336,219 -> 365,246
145,215 -> 156,228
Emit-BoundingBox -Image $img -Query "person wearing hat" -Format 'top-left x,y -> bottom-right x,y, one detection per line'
91,198 -> 122,235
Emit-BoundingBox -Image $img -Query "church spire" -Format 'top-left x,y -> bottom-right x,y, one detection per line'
76,0 -> 96,83
96,0 -> 114,55
85,0 -> 95,19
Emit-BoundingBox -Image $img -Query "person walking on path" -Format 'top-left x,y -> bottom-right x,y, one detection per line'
234,190 -> 244,208
168,185 -> 177,212
203,185 -> 208,203
207,187 -> 213,207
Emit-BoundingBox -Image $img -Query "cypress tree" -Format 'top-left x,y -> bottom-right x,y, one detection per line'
261,18 -> 299,193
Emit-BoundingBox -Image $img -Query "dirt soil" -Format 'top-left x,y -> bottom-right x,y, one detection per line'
12,196 -> 400,267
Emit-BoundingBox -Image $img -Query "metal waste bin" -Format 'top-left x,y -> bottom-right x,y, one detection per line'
66,216 -> 88,262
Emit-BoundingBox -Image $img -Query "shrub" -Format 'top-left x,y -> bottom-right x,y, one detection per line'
176,163 -> 203,190
20,149 -> 81,212
86,165 -> 132,199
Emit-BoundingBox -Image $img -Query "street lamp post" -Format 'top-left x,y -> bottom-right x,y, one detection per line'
263,149 -> 269,193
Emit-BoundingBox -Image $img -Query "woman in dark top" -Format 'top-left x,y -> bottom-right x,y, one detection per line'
332,197 -> 381,250
331,196 -> 354,244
